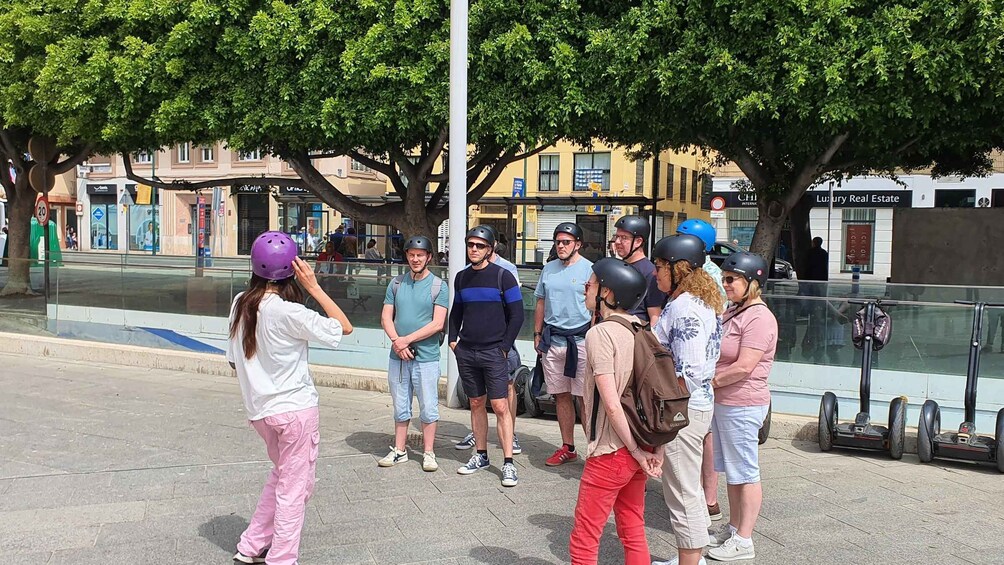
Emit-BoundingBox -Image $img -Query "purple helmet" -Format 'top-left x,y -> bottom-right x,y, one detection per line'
250,231 -> 297,281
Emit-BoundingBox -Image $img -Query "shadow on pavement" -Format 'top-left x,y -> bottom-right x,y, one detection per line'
198,514 -> 250,553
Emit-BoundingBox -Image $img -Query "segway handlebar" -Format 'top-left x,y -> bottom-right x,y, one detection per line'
848,299 -> 899,306
955,300 -> 1004,307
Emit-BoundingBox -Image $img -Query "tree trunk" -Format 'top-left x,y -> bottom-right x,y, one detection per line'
788,197 -> 813,279
749,196 -> 787,261
1,179 -> 37,296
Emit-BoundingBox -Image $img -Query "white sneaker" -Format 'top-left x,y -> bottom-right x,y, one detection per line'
422,452 -> 439,472
707,523 -> 736,548
377,447 -> 408,467
652,556 -> 706,565
706,533 -> 755,562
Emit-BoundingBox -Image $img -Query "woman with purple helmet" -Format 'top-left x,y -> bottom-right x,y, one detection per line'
228,231 -> 353,565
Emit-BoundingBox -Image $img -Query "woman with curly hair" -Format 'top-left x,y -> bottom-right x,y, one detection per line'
650,234 -> 725,565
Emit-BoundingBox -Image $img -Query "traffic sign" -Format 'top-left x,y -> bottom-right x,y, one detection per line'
512,178 -> 526,198
92,207 -> 104,222
710,195 -> 727,218
76,202 -> 84,215
35,196 -> 50,225
28,164 -> 56,194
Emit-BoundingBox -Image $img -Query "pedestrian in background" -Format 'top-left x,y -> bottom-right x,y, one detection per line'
227,231 -> 353,565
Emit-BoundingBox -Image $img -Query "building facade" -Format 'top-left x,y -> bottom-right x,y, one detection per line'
710,160 -> 1004,280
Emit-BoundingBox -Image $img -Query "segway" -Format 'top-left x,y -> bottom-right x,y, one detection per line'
818,299 -> 908,459
917,301 -> 1004,472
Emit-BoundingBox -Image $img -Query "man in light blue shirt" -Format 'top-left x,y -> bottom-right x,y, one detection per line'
379,235 -> 449,472
533,223 -> 593,466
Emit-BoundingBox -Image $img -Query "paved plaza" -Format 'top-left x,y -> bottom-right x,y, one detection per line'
2,352 -> 1003,564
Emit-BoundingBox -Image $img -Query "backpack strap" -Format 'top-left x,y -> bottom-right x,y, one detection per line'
430,275 -> 443,303
390,273 -> 406,301
589,316 -> 642,442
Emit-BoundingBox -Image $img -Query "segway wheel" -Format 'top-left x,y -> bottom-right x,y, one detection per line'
996,408 -> 1004,474
512,365 -> 531,416
758,402 -> 772,445
917,400 -> 940,464
818,392 -> 838,452
456,383 -> 470,410
522,367 -> 543,418
888,396 -> 907,460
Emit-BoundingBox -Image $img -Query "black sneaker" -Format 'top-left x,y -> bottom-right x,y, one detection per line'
233,548 -> 268,564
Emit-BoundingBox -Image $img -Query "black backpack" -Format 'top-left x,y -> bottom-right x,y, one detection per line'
590,316 -> 691,449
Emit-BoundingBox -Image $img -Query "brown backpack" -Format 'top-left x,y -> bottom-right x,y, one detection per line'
590,316 -> 692,449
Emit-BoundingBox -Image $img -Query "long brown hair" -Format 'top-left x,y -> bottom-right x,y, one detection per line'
673,262 -> 726,315
229,275 -> 304,359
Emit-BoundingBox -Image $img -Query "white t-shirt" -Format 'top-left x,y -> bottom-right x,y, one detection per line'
227,293 -> 343,420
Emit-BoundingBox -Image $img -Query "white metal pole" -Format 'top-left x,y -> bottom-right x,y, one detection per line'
446,0 -> 468,408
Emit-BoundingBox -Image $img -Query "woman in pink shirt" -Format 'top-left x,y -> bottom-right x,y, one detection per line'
706,252 -> 777,562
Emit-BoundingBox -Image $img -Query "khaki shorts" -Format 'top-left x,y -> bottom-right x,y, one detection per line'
541,340 -> 586,396
661,407 -> 713,549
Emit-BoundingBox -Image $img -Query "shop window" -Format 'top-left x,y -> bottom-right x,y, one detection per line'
573,152 -> 610,191
934,189 -> 975,208
539,154 -> 559,192
841,208 -> 876,274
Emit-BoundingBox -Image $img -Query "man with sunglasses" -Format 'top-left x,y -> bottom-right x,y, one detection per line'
534,223 -> 593,466
611,215 -> 667,325
450,226 -> 525,487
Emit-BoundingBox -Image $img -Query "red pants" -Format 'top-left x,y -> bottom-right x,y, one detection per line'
569,447 -> 650,565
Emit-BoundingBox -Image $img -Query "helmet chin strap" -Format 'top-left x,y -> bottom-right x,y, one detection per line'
627,237 -> 643,259
470,247 -> 492,268
560,246 -> 578,265
592,286 -> 618,324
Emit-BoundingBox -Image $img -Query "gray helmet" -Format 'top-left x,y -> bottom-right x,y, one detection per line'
592,258 -> 648,311
614,215 -> 650,241
404,235 -> 434,253
721,251 -> 769,286
466,225 -> 496,248
653,234 -> 706,269
553,222 -> 583,241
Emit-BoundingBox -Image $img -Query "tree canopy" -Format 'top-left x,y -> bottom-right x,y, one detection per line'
581,0 -> 1004,270
14,0 -> 594,238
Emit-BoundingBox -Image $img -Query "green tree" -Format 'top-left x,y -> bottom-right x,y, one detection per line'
26,0 -> 590,241
582,0 -> 1004,273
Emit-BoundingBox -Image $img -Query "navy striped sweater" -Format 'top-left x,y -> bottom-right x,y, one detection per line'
448,262 -> 525,350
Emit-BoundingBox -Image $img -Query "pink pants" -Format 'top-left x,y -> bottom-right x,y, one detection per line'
237,407 -> 320,565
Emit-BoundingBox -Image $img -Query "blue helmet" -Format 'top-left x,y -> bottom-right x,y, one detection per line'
677,219 -> 716,252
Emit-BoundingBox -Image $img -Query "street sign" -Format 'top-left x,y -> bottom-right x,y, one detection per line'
92,207 -> 104,222
710,195 -> 726,218
35,196 -> 50,225
28,164 -> 56,194
512,178 -> 526,198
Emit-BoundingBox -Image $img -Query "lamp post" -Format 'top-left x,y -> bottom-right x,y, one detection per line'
446,0 -> 469,408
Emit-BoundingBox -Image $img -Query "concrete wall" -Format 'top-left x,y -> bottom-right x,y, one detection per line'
891,208 -> 1004,285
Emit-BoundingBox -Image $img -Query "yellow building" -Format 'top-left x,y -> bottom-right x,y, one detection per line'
468,141 -> 712,263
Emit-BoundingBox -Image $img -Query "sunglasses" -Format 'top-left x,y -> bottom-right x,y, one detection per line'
555,239 -> 576,247
723,275 -> 743,285
466,241 -> 489,250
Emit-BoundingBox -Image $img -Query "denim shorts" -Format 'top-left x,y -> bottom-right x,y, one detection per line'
387,359 -> 441,424
712,404 -> 769,485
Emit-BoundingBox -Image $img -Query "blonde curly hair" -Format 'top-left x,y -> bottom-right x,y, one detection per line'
672,261 -> 726,315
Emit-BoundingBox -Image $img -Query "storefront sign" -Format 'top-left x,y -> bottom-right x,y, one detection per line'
845,224 -> 873,265
86,183 -> 117,195
279,186 -> 311,196
711,189 -> 913,209
235,185 -> 270,194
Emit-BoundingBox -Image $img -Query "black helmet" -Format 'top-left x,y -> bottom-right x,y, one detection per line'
653,234 -> 706,269
721,251 -> 769,286
614,215 -> 650,241
476,224 -> 498,241
592,258 -> 648,311
553,222 -> 583,241
466,225 -> 496,248
404,235 -> 434,253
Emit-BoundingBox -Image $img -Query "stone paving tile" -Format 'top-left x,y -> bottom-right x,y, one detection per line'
3,352 -> 1004,565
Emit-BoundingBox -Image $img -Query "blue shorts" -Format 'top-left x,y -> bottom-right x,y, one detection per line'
387,359 -> 441,424
712,404 -> 769,485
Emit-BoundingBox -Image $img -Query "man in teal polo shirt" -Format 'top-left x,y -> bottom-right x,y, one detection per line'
378,235 -> 450,472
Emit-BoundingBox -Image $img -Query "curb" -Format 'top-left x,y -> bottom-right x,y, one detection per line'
0,332 -> 924,452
